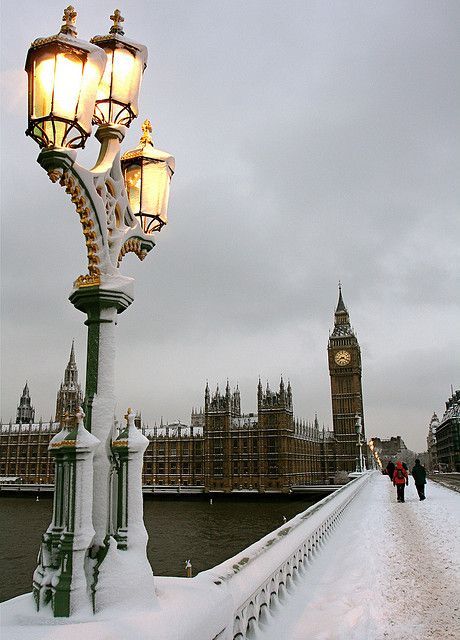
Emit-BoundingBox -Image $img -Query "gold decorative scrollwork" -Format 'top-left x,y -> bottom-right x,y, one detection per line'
117,237 -> 148,265
47,169 -> 101,283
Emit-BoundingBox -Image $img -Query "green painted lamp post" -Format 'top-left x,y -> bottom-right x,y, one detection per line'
25,6 -> 174,617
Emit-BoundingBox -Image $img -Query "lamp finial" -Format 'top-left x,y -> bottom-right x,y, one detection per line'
60,5 -> 77,36
110,9 -> 125,35
140,119 -> 154,147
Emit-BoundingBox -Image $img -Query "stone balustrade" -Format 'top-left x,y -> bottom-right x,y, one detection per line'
154,471 -> 372,640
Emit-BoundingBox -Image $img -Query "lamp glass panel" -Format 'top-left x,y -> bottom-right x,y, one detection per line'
53,52 -> 83,120
54,120 -> 67,145
142,161 -> 171,226
95,49 -> 113,122
112,48 -> 139,106
77,57 -> 105,132
33,54 -> 55,119
125,163 -> 142,213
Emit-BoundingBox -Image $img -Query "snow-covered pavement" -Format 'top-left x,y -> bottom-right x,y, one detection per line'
257,473 -> 460,640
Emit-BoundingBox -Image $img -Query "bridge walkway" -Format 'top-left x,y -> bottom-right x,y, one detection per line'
257,473 -> 460,640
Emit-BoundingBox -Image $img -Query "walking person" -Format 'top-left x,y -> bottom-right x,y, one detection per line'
392,461 -> 409,503
411,459 -> 427,500
386,460 -> 395,480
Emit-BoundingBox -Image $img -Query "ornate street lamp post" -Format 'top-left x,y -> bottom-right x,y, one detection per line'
354,413 -> 366,473
25,7 -> 174,618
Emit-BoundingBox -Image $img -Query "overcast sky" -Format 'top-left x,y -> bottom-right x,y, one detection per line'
1,0 -> 458,452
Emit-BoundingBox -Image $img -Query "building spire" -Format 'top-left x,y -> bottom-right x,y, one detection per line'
332,282 -> 352,334
336,281 -> 347,313
69,339 -> 76,366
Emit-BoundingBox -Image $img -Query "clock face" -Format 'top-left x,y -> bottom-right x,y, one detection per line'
335,350 -> 351,366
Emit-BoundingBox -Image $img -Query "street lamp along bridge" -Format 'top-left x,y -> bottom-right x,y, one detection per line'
24,6 -> 174,617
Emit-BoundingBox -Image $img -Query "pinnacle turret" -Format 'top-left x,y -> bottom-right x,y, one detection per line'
16,381 -> 35,424
55,342 -> 83,423
259,378 -> 293,412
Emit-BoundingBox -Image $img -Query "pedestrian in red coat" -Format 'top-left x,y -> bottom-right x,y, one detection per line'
392,461 -> 409,503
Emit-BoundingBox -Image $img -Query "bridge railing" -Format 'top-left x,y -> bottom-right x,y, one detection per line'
154,471 -> 372,640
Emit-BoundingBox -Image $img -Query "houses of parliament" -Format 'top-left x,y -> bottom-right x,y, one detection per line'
0,289 -> 367,491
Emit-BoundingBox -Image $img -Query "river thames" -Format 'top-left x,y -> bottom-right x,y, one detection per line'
0,494 -> 318,602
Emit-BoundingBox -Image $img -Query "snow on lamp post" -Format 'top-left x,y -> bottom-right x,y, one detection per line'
25,6 -> 174,618
354,414 -> 366,473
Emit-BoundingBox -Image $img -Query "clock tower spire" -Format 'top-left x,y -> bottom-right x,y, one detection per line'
328,284 -> 366,472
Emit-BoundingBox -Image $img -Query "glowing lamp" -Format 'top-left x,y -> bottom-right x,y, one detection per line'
25,6 -> 107,149
91,10 -> 147,127
121,120 -> 175,233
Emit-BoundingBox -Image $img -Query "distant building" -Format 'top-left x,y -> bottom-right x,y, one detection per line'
435,389 -> 460,472
370,436 -> 417,468
426,412 -> 439,470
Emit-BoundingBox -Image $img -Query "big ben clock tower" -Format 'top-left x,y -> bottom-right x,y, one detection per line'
328,285 -> 365,472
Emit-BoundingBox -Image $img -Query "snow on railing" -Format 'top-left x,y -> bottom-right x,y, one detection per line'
153,472 -> 371,640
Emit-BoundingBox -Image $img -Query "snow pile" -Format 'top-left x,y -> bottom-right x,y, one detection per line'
96,410 -> 155,611
95,537 -> 155,612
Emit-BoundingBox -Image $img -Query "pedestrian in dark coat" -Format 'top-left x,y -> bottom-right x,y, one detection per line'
411,459 -> 427,500
392,461 -> 409,503
386,460 -> 395,481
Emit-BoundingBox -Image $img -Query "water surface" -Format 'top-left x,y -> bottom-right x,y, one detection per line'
0,494 -> 316,602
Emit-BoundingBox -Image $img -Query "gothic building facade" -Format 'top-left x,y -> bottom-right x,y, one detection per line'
1,379 -> 58,482
328,286 -> 366,471
1,289 -> 368,488
140,378 -> 335,492
1,378 -> 337,490
0,346 -> 81,484
201,379 -> 329,491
